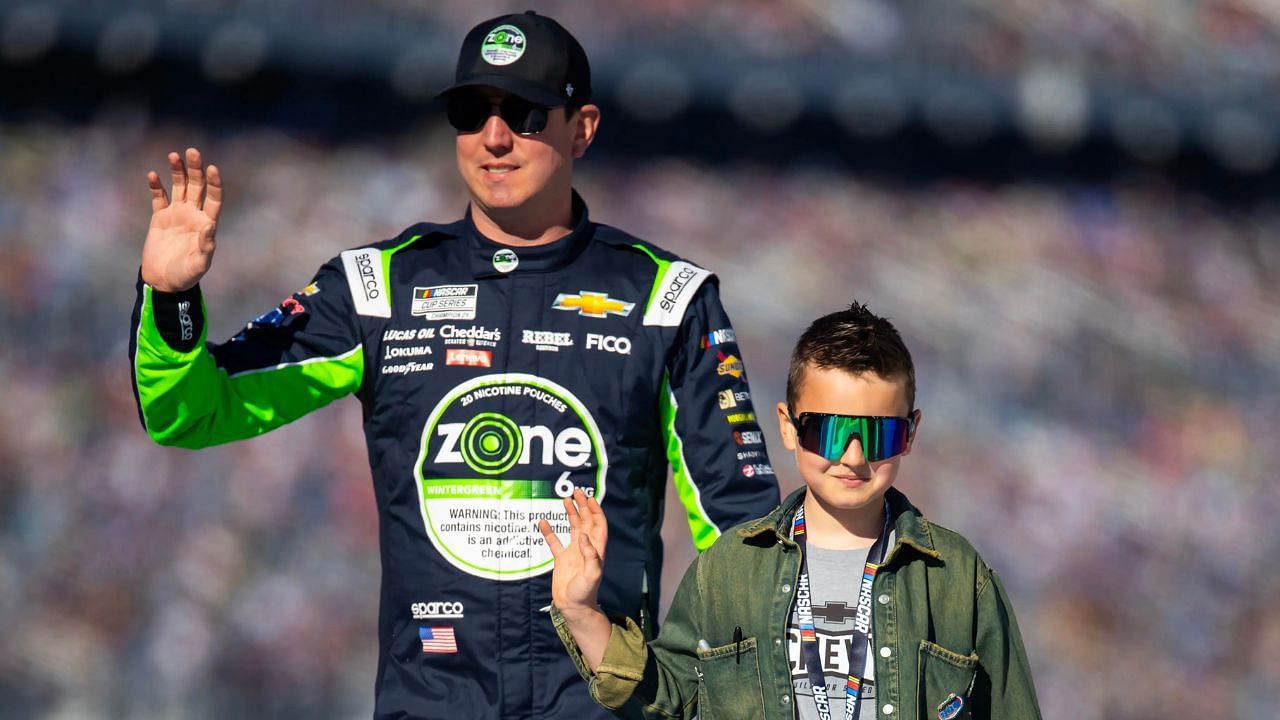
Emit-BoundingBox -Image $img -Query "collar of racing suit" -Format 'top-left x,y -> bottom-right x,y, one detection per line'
466,190 -> 595,278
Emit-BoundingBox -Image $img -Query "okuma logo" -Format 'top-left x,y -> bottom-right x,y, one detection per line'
481,25 -> 526,66
415,374 -> 608,581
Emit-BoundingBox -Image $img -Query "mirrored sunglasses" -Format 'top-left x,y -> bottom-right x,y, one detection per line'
790,411 -> 916,463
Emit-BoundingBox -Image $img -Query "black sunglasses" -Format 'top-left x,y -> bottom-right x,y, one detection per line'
446,90 -> 552,135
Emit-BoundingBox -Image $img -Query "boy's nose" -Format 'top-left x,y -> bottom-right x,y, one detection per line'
837,437 -> 870,469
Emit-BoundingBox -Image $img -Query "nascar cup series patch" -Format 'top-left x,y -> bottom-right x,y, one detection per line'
415,374 -> 608,581
481,24 -> 526,66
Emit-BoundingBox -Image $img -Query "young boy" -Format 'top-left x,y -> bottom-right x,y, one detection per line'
539,302 -> 1042,720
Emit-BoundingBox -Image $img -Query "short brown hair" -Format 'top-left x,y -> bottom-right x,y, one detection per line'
786,301 -> 916,412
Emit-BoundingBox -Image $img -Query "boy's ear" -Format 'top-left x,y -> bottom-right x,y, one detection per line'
902,409 -> 922,456
776,402 -> 797,452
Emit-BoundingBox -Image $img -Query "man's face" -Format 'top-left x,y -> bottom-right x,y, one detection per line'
776,365 -> 921,514
454,87 -> 596,217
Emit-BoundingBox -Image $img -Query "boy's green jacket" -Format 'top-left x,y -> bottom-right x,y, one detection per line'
552,487 -> 1043,720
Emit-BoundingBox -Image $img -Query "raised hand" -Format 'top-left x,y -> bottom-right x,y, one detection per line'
539,489 -> 612,671
539,489 -> 608,616
141,148 -> 224,292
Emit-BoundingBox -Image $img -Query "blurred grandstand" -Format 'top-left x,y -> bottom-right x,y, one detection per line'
1,2 -> 1279,719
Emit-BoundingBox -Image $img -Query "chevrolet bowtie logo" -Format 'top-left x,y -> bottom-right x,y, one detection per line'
811,601 -> 859,624
552,291 -> 635,318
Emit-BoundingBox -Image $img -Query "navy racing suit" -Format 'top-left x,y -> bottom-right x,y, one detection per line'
129,193 -> 780,719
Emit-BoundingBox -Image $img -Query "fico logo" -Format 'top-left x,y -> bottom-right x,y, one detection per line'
586,333 -> 631,355
659,265 -> 699,312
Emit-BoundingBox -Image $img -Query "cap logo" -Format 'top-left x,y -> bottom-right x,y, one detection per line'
492,249 -> 519,273
481,24 -> 526,66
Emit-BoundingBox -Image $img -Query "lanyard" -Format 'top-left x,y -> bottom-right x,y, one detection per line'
791,497 -> 891,720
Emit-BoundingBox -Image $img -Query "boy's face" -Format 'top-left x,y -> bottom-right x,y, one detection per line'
776,365 -> 921,513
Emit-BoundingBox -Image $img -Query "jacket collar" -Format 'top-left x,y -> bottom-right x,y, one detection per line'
466,190 -> 594,278
738,486 -> 941,563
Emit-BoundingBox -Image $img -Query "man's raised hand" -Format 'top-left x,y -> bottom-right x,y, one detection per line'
141,148 -> 224,293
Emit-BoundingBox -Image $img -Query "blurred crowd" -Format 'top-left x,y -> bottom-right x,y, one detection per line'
55,0 -> 1280,86
1,107 -> 1279,720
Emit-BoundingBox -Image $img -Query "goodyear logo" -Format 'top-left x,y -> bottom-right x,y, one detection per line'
552,291 -> 635,318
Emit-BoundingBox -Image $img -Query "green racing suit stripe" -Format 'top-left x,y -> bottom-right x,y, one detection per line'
382,234 -> 422,307
133,284 -> 364,449
632,242 -> 672,315
659,372 -> 722,551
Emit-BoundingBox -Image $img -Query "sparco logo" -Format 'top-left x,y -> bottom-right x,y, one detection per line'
177,300 -> 194,341
412,601 -> 465,619
659,265 -> 699,312
356,252 -> 380,300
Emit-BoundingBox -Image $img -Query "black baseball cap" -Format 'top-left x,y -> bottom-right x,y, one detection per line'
436,11 -> 591,108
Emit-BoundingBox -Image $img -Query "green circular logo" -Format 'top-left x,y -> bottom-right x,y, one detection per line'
415,374 -> 608,581
460,412 -> 522,475
481,24 -> 526,66
492,249 -> 519,273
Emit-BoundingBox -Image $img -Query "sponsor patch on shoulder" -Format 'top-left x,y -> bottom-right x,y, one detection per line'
341,248 -> 390,318
643,261 -> 712,327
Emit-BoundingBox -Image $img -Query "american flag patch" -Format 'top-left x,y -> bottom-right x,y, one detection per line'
420,626 -> 457,654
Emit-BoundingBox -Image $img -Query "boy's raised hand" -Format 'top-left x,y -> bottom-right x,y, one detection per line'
539,489 -> 608,617
141,148 -> 224,293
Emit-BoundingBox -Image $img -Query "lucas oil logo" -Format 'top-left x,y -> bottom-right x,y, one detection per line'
415,374 -> 608,581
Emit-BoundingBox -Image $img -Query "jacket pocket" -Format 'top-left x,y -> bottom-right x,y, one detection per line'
696,637 -> 766,720
917,640 -> 978,720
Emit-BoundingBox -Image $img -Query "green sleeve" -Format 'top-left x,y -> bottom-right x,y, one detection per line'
552,555 -> 705,719
130,262 -> 364,449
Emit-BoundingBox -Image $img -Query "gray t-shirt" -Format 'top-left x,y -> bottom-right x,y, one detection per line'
788,535 -> 892,720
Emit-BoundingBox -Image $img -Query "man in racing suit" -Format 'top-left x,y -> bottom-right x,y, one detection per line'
129,11 -> 779,719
